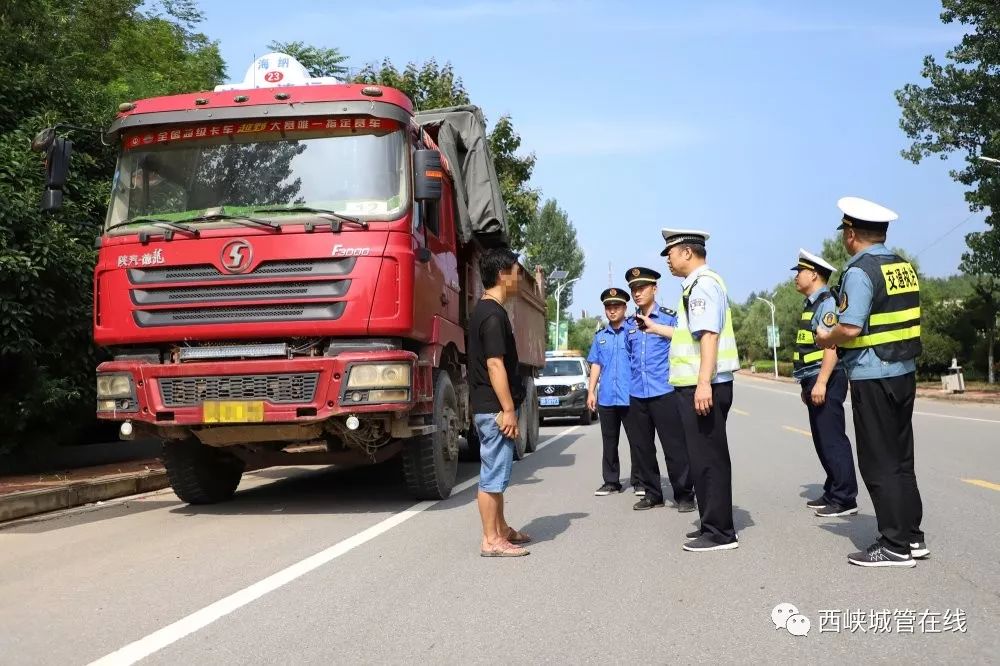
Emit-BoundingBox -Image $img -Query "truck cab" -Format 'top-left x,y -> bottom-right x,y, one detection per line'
33,54 -> 546,504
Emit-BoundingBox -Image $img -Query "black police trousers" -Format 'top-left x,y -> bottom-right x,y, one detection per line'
623,392 -> 694,504
597,405 -> 637,487
849,372 -> 924,554
675,382 -> 736,544
800,370 -> 858,507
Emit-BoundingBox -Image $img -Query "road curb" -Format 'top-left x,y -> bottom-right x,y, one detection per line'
0,471 -> 169,524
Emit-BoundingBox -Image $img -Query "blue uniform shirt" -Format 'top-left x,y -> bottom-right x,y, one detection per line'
681,265 -> 734,385
792,286 -> 841,382
624,302 -> 678,398
838,244 -> 917,381
586,323 -> 631,407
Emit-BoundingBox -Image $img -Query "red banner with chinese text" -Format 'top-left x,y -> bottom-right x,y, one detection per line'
122,117 -> 400,150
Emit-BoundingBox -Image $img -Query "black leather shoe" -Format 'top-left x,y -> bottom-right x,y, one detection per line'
633,497 -> 665,511
677,499 -> 697,513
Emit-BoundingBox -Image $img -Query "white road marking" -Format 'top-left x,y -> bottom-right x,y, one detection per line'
738,378 -> 1000,425
87,425 -> 581,666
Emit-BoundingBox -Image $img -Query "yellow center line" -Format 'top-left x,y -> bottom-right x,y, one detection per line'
962,478 -> 1000,493
782,425 -> 811,437
732,408 -> 750,416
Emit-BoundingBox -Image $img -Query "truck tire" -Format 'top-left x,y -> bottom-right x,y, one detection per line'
162,438 -> 245,505
403,371 -> 460,499
514,403 -> 529,461
523,377 -> 540,454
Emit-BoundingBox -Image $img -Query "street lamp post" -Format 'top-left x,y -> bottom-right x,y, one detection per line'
756,296 -> 778,379
553,278 -> 579,350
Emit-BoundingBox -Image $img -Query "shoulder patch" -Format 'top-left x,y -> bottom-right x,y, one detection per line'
838,292 -> 849,313
659,306 -> 676,316
822,311 -> 838,328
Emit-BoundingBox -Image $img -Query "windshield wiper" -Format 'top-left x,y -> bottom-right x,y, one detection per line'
105,217 -> 200,237
251,205 -> 369,230
184,210 -> 281,232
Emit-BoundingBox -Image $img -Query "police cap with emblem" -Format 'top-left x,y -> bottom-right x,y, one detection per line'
790,248 -> 837,280
836,196 -> 898,233
626,266 -> 660,286
601,287 -> 631,305
659,228 -> 710,256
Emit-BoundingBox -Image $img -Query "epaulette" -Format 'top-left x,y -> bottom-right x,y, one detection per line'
659,306 -> 676,316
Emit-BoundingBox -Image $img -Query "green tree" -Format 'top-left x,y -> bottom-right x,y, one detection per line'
0,0 -> 224,456
896,0 -> 1000,380
959,229 -> 1000,382
355,58 -> 538,249
267,40 -> 349,79
567,315 -> 603,353
523,199 -> 586,319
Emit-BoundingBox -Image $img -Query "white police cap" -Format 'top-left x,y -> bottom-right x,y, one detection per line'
791,248 -> 836,277
837,196 -> 898,231
660,228 -> 710,256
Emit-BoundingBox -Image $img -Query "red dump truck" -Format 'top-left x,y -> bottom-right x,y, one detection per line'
32,54 -> 546,504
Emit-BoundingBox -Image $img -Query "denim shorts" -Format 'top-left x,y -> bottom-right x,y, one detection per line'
474,412 -> 516,493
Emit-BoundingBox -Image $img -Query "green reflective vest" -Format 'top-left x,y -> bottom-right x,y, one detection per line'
669,269 -> 740,387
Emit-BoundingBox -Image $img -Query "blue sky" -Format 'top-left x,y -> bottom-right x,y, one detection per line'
200,0 -> 985,313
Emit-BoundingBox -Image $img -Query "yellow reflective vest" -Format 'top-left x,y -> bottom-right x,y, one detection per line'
669,269 -> 740,387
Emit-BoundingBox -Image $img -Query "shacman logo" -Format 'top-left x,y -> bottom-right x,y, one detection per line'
221,239 -> 253,273
332,244 -> 371,257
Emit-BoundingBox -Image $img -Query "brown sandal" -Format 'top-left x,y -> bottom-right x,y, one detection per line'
506,528 -> 532,545
480,541 -> 530,557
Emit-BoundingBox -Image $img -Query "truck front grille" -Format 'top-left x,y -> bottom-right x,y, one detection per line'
128,258 -> 356,284
159,373 -> 320,407
134,302 -> 346,327
540,385 -> 571,397
131,280 -> 351,305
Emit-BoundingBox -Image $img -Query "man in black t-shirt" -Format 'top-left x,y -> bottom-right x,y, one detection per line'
468,247 -> 530,558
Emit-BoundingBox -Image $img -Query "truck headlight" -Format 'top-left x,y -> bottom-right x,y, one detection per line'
97,374 -> 133,398
346,363 -> 411,389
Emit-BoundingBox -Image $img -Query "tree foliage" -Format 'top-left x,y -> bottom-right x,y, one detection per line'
355,58 -> 539,249
896,0 -> 1000,380
0,0 -> 224,455
267,40 -> 349,79
523,199 -> 586,317
567,315 -> 603,353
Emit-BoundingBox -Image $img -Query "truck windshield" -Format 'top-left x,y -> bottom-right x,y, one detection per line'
540,360 -> 585,377
105,120 -> 408,232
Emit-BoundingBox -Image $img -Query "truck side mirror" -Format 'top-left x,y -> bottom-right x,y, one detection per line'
31,130 -> 73,212
413,149 -> 442,201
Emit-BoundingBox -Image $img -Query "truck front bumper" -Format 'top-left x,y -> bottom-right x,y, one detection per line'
95,350 -> 421,427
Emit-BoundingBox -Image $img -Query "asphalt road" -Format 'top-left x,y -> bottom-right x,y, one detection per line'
1,375 -> 998,665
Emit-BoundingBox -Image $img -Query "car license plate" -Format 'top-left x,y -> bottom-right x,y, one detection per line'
203,400 -> 264,423
539,397 -> 559,406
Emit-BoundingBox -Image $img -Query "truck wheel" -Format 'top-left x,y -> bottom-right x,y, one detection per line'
579,408 -> 594,426
524,378 -> 539,454
162,438 -> 245,505
515,404 -> 529,461
403,371 -> 460,499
